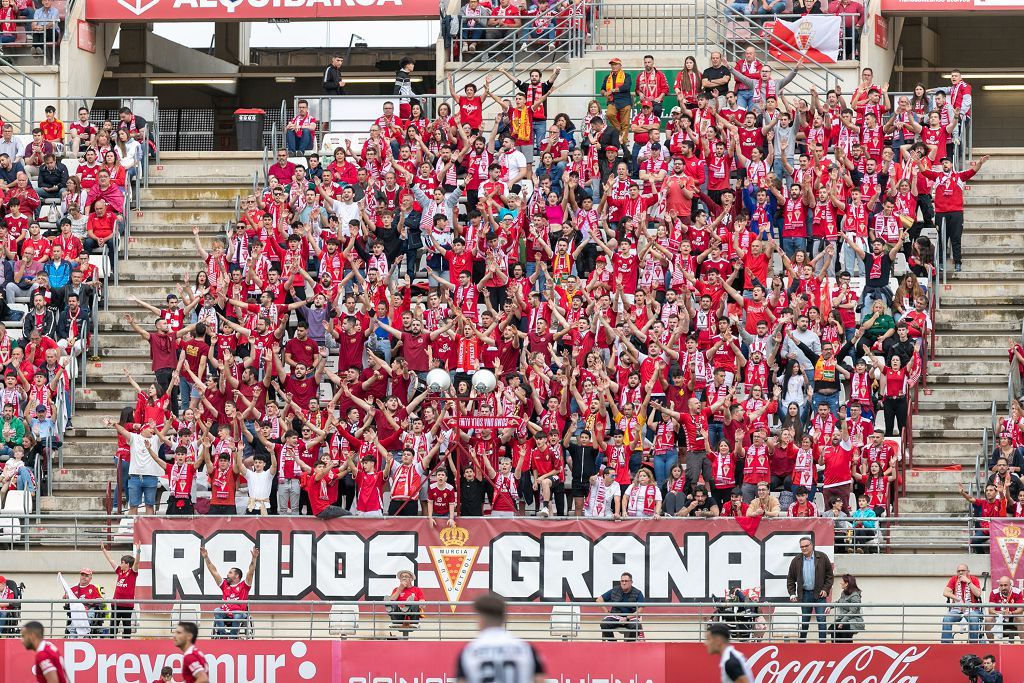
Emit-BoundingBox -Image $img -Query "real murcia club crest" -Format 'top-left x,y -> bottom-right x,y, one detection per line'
429,525 -> 479,612
794,18 -> 815,53
996,524 -> 1024,576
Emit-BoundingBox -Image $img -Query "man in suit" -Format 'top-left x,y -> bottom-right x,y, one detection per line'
787,536 -> 834,643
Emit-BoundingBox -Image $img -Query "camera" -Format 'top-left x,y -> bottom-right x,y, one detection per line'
960,654 -> 982,680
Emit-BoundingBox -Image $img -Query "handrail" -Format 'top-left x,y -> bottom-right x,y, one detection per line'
976,426 -> 988,497
449,0 -> 587,69
3,597 -> 1020,643
279,99 -> 287,152
1009,319 -> 1024,408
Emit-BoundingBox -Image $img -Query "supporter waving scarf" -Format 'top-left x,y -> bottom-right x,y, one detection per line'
510,106 -> 531,145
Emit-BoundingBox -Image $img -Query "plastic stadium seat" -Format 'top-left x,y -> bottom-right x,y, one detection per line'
0,490 -> 29,515
171,603 -> 201,629
62,159 -> 80,177
549,605 -> 581,640
0,517 -> 21,543
329,604 -> 359,638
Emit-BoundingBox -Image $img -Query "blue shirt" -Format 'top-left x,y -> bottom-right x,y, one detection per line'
44,260 -> 71,289
802,555 -> 815,591
33,7 -> 61,31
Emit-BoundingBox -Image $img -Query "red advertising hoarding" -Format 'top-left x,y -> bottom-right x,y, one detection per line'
881,0 -> 1024,12
85,0 -> 439,22
135,517 -> 833,606
0,641 -> 1006,683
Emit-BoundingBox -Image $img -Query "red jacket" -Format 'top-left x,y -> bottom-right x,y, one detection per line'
921,166 -> 976,213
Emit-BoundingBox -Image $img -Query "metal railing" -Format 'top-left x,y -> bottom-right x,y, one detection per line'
0,54 -> 40,127
0,17 -> 61,66
1009,318 -> 1024,408
0,514 -> 996,551
3,598 -> 1020,643
448,0 -> 590,65
703,11 -> 847,97
580,2 -> 699,52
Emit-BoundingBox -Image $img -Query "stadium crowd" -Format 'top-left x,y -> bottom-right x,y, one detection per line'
97,53 -> 997,526
0,104 -> 149,507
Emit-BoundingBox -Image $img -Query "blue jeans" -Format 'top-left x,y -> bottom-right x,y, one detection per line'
726,1 -> 750,15
113,457 -> 129,504
653,449 -> 678,487
127,474 -> 158,509
798,588 -> 827,643
16,467 -> 35,492
179,377 -> 200,414
737,89 -> 754,111
214,608 -> 249,638
780,237 -> 806,259
532,120 -> 547,153
812,392 -> 840,417
708,423 -> 725,451
941,608 -> 981,643
757,0 -> 785,13
286,130 -> 313,155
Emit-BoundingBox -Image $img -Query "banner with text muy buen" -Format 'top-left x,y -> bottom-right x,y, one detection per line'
135,517 -> 833,606
0,641 -> 1013,683
86,0 -> 438,22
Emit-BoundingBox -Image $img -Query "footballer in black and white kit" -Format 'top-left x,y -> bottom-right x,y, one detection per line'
707,623 -> 754,683
456,594 -> 545,683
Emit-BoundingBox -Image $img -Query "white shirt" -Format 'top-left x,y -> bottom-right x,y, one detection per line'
720,645 -> 754,683
499,149 -> 527,183
244,468 -> 274,500
456,627 -> 543,683
128,432 -> 165,477
330,199 -> 361,234
585,478 -> 620,518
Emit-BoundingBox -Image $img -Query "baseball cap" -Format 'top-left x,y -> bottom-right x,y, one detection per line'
604,145 -> 618,152
596,255 -> 607,263
670,106 -> 682,115
34,405 -> 46,413
80,568 -> 93,576
608,57 -> 622,65
641,99 -> 652,107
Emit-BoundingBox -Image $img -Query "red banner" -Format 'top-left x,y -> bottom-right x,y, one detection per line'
85,0 -> 438,22
881,0 -> 1024,12
0,640 -> 335,683
135,517 -> 833,607
989,519 -> 1024,589
0,641 -> 1005,683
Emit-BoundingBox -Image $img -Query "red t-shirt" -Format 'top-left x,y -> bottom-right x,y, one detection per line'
821,442 -> 854,487
219,579 -> 251,613
182,646 -> 208,683
34,642 -> 68,683
945,575 -> 981,605
429,483 -> 456,516
112,566 -> 138,605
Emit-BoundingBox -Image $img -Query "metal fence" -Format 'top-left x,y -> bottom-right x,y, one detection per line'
448,0 -> 590,64
0,514 -> 998,552
2,598 -> 1018,643
0,17 -> 62,67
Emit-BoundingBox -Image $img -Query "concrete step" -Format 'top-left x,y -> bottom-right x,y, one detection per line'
897,496 -> 970,514
925,360 -> 1010,375
131,209 -> 237,224
933,346 -> 1011,359
914,440 -> 983,459
918,385 -> 1007,402
141,187 -> 248,202
938,282 -> 1024,297
40,495 -> 108,512
913,413 -> 993,431
925,373 -> 1006,386
936,307 -> 1024,323
934,319 -> 1021,334
145,175 -> 255,188
932,333 -> 1021,348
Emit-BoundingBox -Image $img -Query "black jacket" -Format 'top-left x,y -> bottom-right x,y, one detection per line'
56,306 -> 90,340
22,307 -> 58,339
38,164 -> 69,193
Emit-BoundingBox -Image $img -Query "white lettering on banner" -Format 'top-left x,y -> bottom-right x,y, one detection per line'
348,677 -> 655,683
745,645 -> 932,683
150,529 -> 811,602
170,0 -> 404,9
61,642 -> 317,683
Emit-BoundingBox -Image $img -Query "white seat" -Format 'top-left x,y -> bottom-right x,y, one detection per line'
0,517 -> 21,543
114,516 -> 134,542
1,490 -> 29,515
813,492 -> 825,512
319,133 -> 345,157
329,604 -> 360,638
171,603 -> 202,628
88,255 -> 111,280
768,605 -> 803,642
549,605 -> 581,640
287,156 -> 309,168
62,159 -> 80,177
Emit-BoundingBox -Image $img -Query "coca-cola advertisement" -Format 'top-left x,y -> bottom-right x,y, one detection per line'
0,640 -> 1011,683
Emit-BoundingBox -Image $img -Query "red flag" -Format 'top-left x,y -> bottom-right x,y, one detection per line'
736,516 -> 762,537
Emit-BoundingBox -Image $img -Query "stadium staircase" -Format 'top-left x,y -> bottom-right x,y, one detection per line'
51,153 -> 263,513
903,148 -> 1024,515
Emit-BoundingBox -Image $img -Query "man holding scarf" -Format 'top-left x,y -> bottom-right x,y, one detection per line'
601,58 -> 633,146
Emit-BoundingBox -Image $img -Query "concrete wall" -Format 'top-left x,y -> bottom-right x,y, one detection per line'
919,17 -> 1024,148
